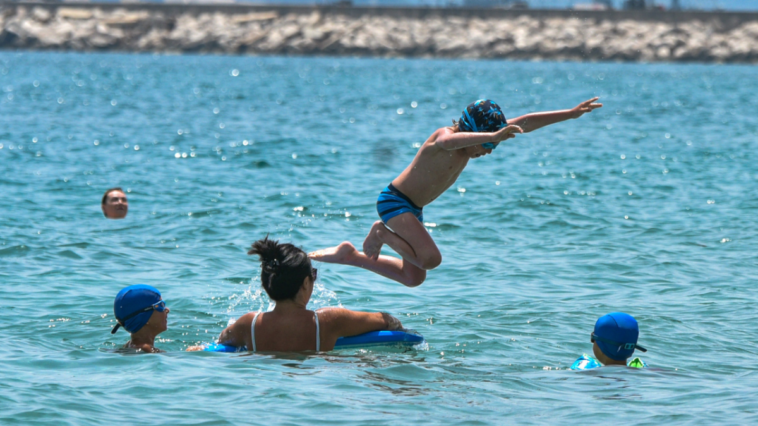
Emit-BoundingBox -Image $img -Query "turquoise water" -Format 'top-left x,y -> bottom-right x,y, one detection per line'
1,52 -> 757,424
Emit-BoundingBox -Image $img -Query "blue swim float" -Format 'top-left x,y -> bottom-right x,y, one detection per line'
203,330 -> 424,352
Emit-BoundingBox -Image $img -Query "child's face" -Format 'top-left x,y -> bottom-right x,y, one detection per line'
465,144 -> 495,159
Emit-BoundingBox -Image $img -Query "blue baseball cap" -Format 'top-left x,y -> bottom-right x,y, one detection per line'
111,284 -> 164,334
592,312 -> 647,361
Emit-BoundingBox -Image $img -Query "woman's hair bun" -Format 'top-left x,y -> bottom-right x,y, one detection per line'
247,235 -> 312,301
249,235 -> 281,266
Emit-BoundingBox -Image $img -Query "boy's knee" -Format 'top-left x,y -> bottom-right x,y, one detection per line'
420,252 -> 442,270
404,269 -> 426,287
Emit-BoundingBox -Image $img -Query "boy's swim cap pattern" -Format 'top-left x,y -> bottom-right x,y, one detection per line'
594,312 -> 641,361
458,99 -> 508,133
113,284 -> 162,334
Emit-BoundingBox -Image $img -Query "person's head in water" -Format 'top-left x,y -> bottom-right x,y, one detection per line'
102,187 -> 128,219
591,312 -> 647,366
248,236 -> 317,303
111,284 -> 170,352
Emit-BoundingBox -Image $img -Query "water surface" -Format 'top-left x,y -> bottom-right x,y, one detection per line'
1,52 -> 757,424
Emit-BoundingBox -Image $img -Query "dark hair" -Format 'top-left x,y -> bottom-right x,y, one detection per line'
102,187 -> 124,205
101,187 -> 125,217
248,236 -> 313,301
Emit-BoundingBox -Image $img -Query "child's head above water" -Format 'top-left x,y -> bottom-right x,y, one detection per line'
591,312 -> 647,366
457,99 -> 508,149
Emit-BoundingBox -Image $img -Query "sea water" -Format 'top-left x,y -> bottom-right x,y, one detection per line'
1,52 -> 757,424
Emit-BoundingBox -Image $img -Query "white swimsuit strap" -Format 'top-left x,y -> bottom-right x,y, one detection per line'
251,311 -> 262,352
314,311 -> 320,352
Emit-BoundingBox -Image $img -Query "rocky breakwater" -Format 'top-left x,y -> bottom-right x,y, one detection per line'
1,4 -> 758,63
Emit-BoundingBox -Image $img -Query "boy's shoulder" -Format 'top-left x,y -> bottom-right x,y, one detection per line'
424,126 -> 456,145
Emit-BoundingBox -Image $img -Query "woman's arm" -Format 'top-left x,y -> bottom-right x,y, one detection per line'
509,97 -> 602,133
215,312 -> 255,348
434,126 -> 523,151
320,308 -> 403,341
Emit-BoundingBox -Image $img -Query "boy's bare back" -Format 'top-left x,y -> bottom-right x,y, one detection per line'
391,127 -> 478,208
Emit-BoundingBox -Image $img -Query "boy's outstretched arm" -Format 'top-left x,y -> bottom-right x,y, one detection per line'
435,125 -> 523,150
508,97 -> 603,133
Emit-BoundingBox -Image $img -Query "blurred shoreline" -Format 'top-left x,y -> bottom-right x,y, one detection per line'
1,2 -> 757,63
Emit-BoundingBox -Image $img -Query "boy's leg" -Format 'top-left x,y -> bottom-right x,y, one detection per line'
365,213 -> 441,271
309,242 -> 426,287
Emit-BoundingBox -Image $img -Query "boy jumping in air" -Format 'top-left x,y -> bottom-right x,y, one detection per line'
310,97 -> 602,287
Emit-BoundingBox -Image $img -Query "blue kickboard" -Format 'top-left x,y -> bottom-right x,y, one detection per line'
203,330 -> 424,352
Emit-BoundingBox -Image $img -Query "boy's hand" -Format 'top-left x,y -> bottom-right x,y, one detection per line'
570,97 -> 603,118
493,124 -> 523,142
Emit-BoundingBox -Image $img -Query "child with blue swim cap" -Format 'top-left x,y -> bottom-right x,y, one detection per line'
311,96 -> 602,287
571,312 -> 648,370
111,284 -> 170,353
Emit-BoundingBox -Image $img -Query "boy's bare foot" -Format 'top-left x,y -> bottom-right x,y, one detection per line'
363,220 -> 385,261
308,241 -> 361,265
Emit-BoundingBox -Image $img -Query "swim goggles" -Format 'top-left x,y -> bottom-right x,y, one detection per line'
111,300 -> 167,334
481,142 -> 498,150
591,332 -> 647,352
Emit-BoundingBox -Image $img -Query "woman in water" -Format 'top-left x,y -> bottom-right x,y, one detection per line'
209,236 -> 404,352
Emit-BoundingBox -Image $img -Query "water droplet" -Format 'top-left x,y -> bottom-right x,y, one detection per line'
440,103 -> 447,109
174,153 -> 181,158
213,107 -> 220,114
397,108 -> 404,115
411,101 -> 418,108
230,69 -> 240,77
111,100 -> 117,106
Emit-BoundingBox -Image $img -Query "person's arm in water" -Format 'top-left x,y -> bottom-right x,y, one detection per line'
508,97 -> 603,133
319,308 -> 403,340
434,125 -> 523,151
213,312 -> 255,348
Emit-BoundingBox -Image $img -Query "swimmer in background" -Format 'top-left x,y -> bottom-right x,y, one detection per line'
111,285 -> 170,353
188,236 -> 404,352
571,312 -> 648,370
310,97 -> 602,287
102,187 -> 128,219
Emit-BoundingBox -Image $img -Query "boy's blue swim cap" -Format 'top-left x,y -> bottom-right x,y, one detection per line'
111,284 -> 162,334
593,312 -> 646,361
458,99 -> 508,133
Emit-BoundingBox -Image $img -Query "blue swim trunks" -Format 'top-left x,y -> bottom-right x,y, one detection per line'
377,183 -> 424,224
